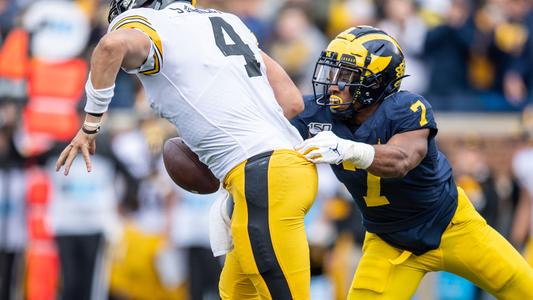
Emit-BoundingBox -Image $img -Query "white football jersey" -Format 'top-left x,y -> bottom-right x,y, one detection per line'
108,2 -> 303,180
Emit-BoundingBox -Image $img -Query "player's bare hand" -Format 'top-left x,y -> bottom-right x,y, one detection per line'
55,129 -> 97,175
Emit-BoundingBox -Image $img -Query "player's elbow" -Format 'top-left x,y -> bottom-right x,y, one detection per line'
286,95 -> 304,119
380,153 -> 412,178
96,34 -> 127,59
294,95 -> 305,114
392,161 -> 411,178
281,91 -> 304,119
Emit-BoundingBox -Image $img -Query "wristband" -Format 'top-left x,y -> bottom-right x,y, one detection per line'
82,125 -> 100,135
344,142 -> 375,169
83,121 -> 101,129
84,73 -> 115,114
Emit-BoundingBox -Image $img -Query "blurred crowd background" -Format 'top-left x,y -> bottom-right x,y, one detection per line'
1,0 -> 533,299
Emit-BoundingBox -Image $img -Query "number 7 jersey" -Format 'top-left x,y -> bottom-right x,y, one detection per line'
291,92 -> 458,255
107,2 -> 303,180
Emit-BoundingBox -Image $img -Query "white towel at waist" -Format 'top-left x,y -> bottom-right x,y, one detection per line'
209,190 -> 233,257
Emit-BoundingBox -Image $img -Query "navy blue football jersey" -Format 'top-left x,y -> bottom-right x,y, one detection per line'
291,92 -> 458,255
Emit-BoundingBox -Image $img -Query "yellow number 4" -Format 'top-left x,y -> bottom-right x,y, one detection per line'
410,100 -> 428,126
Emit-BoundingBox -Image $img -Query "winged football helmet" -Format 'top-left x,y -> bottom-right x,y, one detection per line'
312,26 -> 407,119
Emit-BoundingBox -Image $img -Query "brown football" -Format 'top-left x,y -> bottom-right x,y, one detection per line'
162,137 -> 219,194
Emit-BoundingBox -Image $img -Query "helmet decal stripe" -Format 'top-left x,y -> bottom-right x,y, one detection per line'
368,54 -> 392,74
355,33 -> 404,55
349,26 -> 387,38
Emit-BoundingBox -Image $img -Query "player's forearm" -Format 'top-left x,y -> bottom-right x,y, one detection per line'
84,36 -> 125,115
367,144 -> 412,178
90,35 -> 127,89
261,52 -> 304,119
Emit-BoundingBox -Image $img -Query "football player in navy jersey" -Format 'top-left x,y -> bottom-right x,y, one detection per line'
292,26 -> 533,299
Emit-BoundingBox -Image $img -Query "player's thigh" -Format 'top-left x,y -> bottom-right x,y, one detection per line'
226,150 -> 318,300
265,150 -> 318,299
348,233 -> 425,300
443,225 -> 533,298
441,193 -> 533,298
219,250 -> 261,300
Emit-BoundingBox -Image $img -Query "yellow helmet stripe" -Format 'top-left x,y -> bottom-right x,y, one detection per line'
367,55 -> 392,74
333,32 -> 402,74
115,20 -> 163,75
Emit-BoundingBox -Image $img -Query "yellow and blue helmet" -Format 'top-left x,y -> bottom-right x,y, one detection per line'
108,0 -> 196,23
313,26 -> 406,118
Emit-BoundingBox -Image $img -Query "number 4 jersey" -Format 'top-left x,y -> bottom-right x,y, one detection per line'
291,92 -> 458,255
108,2 -> 303,180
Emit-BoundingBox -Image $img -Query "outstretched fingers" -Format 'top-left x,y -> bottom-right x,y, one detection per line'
81,145 -> 92,173
55,144 -> 73,173
63,146 -> 80,176
56,129 -> 97,176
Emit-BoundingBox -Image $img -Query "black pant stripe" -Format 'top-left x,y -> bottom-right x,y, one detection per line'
244,151 -> 292,300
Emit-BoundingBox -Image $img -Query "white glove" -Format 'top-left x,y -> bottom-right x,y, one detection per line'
295,131 -> 375,169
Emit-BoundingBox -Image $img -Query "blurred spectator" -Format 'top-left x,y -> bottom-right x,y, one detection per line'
0,102 -> 27,300
267,2 -> 327,93
109,73 -> 138,110
452,140 -> 500,227
22,0 -> 89,62
0,0 -> 20,39
0,26 -> 29,103
451,137 -> 503,300
108,117 -> 186,300
378,0 -> 429,94
225,0 -> 270,46
424,0 -> 477,110
486,0 -> 532,109
109,115 -> 152,181
511,105 -> 533,266
305,164 -> 341,298
46,138 -> 122,300
172,187 -> 224,300
305,164 -> 363,300
326,0 -> 377,38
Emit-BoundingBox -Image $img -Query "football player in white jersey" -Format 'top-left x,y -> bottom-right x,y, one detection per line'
55,0 -> 318,299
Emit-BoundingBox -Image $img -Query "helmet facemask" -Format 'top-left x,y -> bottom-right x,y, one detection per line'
312,51 -> 384,120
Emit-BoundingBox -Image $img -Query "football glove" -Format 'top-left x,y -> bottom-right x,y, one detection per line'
295,131 -> 375,169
